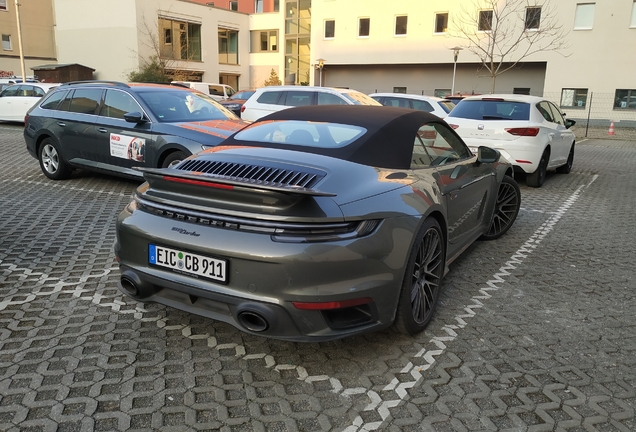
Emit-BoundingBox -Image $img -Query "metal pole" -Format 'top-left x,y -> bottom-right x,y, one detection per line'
451,61 -> 457,95
14,0 -> 27,82
319,67 -> 323,87
585,91 -> 593,138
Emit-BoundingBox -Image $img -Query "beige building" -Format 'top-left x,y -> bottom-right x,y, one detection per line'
53,0 -> 250,89
0,0 -> 56,78
306,1 -> 636,118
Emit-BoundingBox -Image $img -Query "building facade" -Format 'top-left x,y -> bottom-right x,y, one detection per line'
53,0 -> 250,89
0,0 -> 56,79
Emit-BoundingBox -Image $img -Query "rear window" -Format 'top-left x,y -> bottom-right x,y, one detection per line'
233,120 -> 366,148
450,100 -> 530,120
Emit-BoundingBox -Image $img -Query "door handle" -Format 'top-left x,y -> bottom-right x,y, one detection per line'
98,128 -> 108,133
57,122 -> 66,127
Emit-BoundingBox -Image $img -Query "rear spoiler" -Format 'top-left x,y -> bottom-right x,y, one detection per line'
135,167 -> 336,197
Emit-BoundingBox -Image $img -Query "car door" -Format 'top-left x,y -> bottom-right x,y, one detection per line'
0,84 -> 41,121
536,101 -> 564,167
95,89 -> 155,171
547,101 -> 574,165
415,123 -> 494,257
54,88 -> 104,163
0,85 -> 21,120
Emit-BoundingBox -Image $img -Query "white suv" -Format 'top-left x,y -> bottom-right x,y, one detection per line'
241,86 -> 381,121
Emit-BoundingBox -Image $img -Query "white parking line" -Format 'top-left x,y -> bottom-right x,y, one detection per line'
0,175 -> 598,430
1,177 -> 133,197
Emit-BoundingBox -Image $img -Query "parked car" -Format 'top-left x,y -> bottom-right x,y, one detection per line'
0,77 -> 40,93
446,94 -> 576,187
240,85 -> 381,121
171,81 -> 236,101
24,81 -> 248,181
0,82 -> 59,122
218,89 -> 257,117
114,105 -> 520,341
370,93 -> 455,118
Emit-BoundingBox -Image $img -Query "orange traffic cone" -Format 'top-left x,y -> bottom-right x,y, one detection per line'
608,120 -> 615,136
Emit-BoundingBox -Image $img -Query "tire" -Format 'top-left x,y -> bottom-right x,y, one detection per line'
38,137 -> 72,180
526,149 -> 549,188
480,175 -> 520,241
556,143 -> 575,174
161,151 -> 189,168
393,217 -> 445,335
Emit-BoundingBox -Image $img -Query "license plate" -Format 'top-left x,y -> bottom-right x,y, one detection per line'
149,244 -> 227,283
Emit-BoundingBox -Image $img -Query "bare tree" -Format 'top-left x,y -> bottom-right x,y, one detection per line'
451,0 -> 569,93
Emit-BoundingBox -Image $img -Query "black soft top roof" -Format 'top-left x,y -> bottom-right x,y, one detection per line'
224,105 -> 445,170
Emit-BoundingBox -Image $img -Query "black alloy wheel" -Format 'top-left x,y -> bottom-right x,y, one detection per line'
480,175 -> 521,240
556,143 -> 575,174
527,149 -> 549,188
394,217 -> 445,335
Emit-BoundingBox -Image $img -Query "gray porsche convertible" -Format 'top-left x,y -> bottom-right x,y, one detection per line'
115,105 -> 520,341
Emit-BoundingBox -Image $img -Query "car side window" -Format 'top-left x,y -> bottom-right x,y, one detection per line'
317,92 -> 348,105
17,85 -> 35,97
411,123 -> 470,169
257,90 -> 283,105
411,100 -> 434,112
283,91 -> 313,107
102,90 -> 142,119
33,86 -> 46,97
383,97 -> 411,109
68,89 -> 103,115
547,102 -> 565,125
40,90 -> 67,110
1,86 -> 20,97
537,101 -> 555,123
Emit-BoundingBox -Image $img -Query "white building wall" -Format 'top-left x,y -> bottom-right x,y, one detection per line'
248,12 -> 284,88
54,0 -> 250,84
54,0 -> 140,80
310,0 -> 636,115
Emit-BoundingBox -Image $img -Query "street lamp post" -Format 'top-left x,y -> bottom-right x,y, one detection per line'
450,46 -> 462,96
316,58 -> 325,87
14,0 -> 27,83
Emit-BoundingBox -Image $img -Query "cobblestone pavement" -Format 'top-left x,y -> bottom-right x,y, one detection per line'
1,124 -> 634,432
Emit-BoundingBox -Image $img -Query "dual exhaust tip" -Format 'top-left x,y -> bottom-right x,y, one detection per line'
119,275 -> 270,333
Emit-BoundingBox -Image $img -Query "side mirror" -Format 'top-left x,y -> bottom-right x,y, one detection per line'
124,111 -> 146,123
565,119 -> 576,129
477,146 -> 501,164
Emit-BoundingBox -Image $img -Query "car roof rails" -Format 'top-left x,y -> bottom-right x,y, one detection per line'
61,80 -> 130,88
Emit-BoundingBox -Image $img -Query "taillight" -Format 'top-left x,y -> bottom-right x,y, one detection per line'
292,297 -> 372,310
241,105 -> 246,112
505,127 -> 539,136
448,124 -> 459,130
24,114 -> 29,124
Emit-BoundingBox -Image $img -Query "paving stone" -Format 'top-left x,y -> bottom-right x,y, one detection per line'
1,125 -> 635,430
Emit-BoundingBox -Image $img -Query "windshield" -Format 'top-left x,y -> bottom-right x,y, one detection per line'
340,91 -> 382,106
231,90 -> 255,100
137,90 -> 238,122
450,100 -> 530,120
233,120 -> 366,148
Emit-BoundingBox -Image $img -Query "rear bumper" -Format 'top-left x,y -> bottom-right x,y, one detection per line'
114,206 -> 412,341
464,137 -> 544,174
